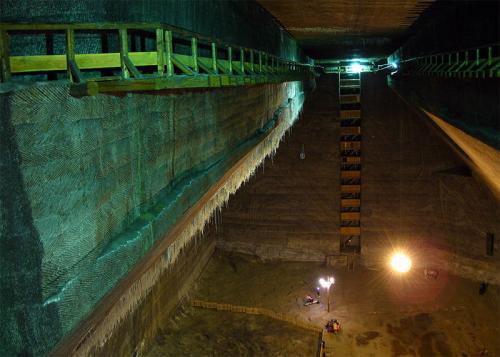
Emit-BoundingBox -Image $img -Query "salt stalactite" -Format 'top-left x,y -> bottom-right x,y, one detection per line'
72,89 -> 305,357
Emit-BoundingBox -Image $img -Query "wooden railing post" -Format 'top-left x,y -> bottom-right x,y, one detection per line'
119,28 -> 130,79
240,48 -> 245,74
258,51 -> 262,73
156,28 -> 165,75
249,49 -> 254,72
211,42 -> 217,74
66,29 -> 75,81
228,46 -> 233,74
191,37 -> 198,74
0,30 -> 11,82
165,30 -> 173,76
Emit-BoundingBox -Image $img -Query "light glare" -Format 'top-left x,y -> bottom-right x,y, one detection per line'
319,277 -> 335,288
349,63 -> 363,73
390,253 -> 412,273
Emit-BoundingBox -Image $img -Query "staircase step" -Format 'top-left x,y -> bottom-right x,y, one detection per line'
341,156 -> 361,164
340,94 -> 361,104
341,185 -> 361,193
340,126 -> 361,135
341,199 -> 361,207
340,141 -> 361,150
341,170 -> 361,179
341,212 -> 361,220
339,84 -> 361,89
340,227 -> 361,235
340,110 -> 361,119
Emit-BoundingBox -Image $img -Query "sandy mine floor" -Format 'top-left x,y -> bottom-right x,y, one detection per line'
147,251 -> 500,356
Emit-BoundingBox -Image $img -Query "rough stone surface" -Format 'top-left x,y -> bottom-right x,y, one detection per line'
216,74 -> 499,284
217,75 -> 340,260
0,80 -> 305,356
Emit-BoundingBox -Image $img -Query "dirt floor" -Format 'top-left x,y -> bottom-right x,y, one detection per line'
146,251 -> 500,357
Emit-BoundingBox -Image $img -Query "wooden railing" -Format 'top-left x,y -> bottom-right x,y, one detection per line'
0,23 -> 315,96
388,43 -> 500,78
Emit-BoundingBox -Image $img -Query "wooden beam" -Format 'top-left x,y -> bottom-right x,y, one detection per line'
171,55 -> 195,75
122,55 -> 143,79
68,60 -> 83,83
65,29 -> 75,81
0,30 -> 11,82
119,28 -> 129,79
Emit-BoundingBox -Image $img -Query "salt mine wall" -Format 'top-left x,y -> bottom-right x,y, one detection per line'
217,75 -> 341,261
0,1 -> 312,354
216,74 -> 499,283
361,74 -> 499,282
1,77 -> 309,356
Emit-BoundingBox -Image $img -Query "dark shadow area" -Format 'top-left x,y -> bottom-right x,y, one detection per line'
0,94 -> 62,356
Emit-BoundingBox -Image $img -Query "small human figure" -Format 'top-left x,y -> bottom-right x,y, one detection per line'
479,282 -> 489,295
316,287 -> 321,296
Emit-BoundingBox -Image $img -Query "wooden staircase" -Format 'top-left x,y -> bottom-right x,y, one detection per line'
339,71 -> 362,255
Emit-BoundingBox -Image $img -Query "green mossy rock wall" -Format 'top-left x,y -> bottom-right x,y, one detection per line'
0,80 -> 305,356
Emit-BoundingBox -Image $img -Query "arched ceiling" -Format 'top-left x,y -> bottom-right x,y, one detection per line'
257,0 -> 435,59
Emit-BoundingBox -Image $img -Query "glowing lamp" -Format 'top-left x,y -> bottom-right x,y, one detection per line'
319,277 -> 335,289
390,253 -> 412,273
319,276 -> 335,312
349,63 -> 363,73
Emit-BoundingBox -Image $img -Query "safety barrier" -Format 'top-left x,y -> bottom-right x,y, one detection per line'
191,299 -> 323,333
388,43 -> 500,78
0,23 -> 316,96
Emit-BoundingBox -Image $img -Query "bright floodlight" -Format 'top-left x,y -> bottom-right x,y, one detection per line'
350,63 -> 363,73
390,253 -> 412,273
319,277 -> 335,289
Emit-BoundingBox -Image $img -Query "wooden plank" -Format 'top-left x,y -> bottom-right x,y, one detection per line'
341,212 -> 361,220
340,126 -> 361,136
340,110 -> 361,119
340,141 -> 361,150
65,29 -> 75,81
341,156 -> 361,164
10,54 -> 67,72
156,28 -> 164,75
340,227 -> 361,235
119,28 -> 129,79
341,199 -> 360,208
341,185 -> 361,193
341,170 -> 361,179
340,94 -> 360,104
10,52 -> 158,73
